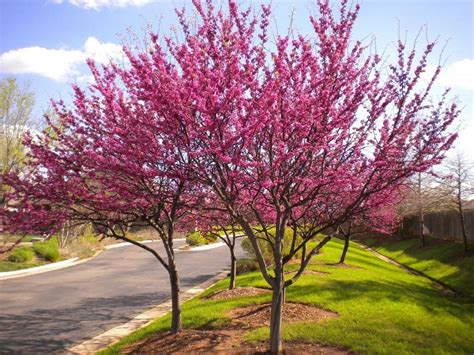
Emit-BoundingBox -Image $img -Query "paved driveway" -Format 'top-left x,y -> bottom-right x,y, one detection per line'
0,240 -> 244,354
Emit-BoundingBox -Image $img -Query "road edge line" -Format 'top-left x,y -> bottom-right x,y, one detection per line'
0,239 -> 187,281
67,270 -> 229,354
0,257 -> 78,280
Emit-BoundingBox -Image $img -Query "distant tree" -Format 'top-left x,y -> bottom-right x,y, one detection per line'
338,190 -> 400,264
209,221 -> 241,290
0,77 -> 36,253
190,194 -> 244,290
398,173 -> 451,246
0,76 -> 35,203
441,152 -> 473,252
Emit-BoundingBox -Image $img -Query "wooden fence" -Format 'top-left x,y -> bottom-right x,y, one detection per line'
402,210 -> 474,243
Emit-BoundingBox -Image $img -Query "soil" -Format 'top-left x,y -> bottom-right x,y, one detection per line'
123,302 -> 342,354
207,287 -> 271,300
123,329 -> 347,354
228,302 -> 338,327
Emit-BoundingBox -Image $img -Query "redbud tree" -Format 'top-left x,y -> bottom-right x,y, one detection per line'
1,61 -> 193,333
335,187 -> 401,264
191,202 -> 243,290
1,0 -> 459,352
120,0 -> 457,351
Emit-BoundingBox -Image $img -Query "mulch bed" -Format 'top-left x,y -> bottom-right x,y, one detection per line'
228,302 -> 338,327
123,329 -> 347,354
207,287 -> 271,300
123,302 -> 342,354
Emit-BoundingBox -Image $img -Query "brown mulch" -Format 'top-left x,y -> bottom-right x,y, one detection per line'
207,287 -> 271,300
122,299 -> 342,354
123,329 -> 347,354
228,302 -> 338,328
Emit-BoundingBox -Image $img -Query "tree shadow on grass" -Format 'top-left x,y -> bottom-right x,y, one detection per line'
354,236 -> 474,299
287,278 -> 474,323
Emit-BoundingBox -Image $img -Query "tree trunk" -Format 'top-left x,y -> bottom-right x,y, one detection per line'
400,218 -> 405,239
339,234 -> 350,264
418,173 -> 426,247
229,248 -> 237,290
419,212 -> 425,247
169,265 -> 182,333
269,277 -> 284,353
458,198 -> 468,253
269,226 -> 284,353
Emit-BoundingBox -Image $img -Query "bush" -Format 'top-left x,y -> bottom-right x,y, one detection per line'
8,247 -> 34,263
33,237 -> 61,262
241,227 -> 303,265
236,258 -> 259,274
186,231 -> 218,246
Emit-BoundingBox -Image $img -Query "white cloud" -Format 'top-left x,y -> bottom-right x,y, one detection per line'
0,47 -> 84,81
83,37 -> 123,64
424,59 -> 474,91
0,37 -> 124,81
55,0 -> 153,10
438,59 -> 474,91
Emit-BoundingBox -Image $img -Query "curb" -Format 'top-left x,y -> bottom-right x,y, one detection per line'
104,238 -> 185,250
187,242 -> 226,251
67,270 -> 229,354
0,249 -> 107,281
0,257 -> 80,281
0,239 -> 186,281
104,240 -> 154,250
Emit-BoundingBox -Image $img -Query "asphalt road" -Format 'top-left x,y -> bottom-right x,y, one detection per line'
0,240 -> 245,354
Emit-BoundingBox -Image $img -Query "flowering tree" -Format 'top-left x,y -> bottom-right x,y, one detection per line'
122,1 -> 456,351
1,0 -> 459,352
336,189 -> 401,264
1,64 -> 191,333
192,201 -> 244,290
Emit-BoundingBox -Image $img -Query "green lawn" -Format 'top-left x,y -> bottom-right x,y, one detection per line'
100,238 -> 474,354
0,237 -> 61,272
0,259 -> 47,272
359,236 -> 474,299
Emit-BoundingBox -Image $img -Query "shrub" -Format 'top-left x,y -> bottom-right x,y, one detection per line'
8,247 -> 34,263
185,231 -> 218,246
33,236 -> 61,262
236,258 -> 259,274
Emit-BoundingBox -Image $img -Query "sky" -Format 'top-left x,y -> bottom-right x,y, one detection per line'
0,0 -> 473,158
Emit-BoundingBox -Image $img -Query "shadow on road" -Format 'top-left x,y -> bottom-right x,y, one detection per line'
0,272 -> 220,354
0,292 -> 164,354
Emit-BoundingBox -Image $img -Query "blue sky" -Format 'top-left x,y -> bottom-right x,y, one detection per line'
1,0 -> 473,156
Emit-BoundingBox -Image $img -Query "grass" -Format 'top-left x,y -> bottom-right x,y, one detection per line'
0,237 -> 61,272
32,236 -> 61,262
0,252 -> 48,272
1,245 -> 45,272
359,235 -> 474,299
8,246 -> 35,263
99,238 -> 474,355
